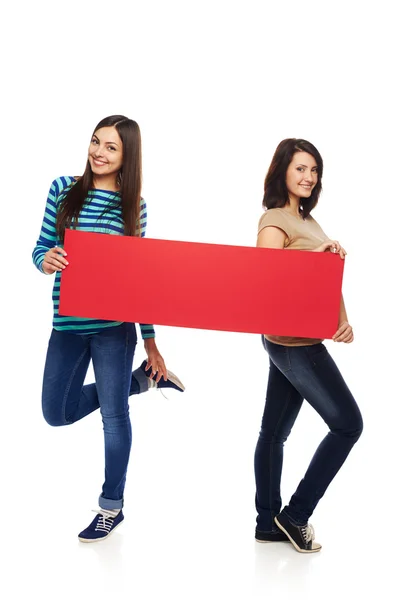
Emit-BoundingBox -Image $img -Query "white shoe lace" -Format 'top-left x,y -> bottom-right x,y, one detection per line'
92,509 -> 117,533
300,523 -> 315,544
148,376 -> 169,399
148,378 -> 157,390
147,370 -> 185,397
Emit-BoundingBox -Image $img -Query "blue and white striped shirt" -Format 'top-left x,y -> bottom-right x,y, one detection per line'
32,176 -> 155,338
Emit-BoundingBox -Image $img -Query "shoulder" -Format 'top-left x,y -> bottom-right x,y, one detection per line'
305,213 -> 325,232
306,213 -> 318,224
49,176 -> 77,198
258,208 -> 290,232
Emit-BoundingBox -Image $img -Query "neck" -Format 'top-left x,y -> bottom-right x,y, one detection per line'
92,174 -> 120,192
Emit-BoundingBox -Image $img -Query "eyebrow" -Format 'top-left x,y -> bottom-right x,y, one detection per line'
92,134 -> 120,147
296,163 -> 317,168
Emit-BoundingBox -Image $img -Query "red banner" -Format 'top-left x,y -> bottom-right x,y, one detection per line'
59,230 -> 344,338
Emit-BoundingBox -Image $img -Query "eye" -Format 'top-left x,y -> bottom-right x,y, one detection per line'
108,146 -> 117,151
91,138 -> 99,145
296,167 -> 305,172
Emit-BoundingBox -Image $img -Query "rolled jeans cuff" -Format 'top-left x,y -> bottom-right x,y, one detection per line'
98,494 -> 124,510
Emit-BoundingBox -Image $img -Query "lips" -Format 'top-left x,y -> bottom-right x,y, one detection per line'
92,158 -> 108,166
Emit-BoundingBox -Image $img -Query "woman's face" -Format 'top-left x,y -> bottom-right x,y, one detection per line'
88,126 -> 123,178
286,151 -> 318,201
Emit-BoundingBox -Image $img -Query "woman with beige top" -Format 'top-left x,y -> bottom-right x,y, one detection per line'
254,138 -> 363,553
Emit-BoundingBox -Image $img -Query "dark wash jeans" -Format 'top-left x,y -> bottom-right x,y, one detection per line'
41,323 -> 147,510
254,336 -> 363,529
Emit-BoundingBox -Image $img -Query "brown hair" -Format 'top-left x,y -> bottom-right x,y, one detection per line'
56,115 -> 142,240
263,138 -> 323,218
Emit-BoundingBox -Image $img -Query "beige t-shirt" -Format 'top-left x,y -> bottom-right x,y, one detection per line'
258,208 -> 329,347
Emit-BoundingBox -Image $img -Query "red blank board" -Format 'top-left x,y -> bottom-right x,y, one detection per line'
59,229 -> 344,339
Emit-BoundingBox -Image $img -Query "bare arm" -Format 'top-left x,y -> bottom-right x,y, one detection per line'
257,226 -> 287,249
332,295 -> 354,343
339,295 -> 348,324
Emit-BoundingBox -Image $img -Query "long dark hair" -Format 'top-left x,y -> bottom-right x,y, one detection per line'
263,138 -> 323,218
56,115 -> 142,241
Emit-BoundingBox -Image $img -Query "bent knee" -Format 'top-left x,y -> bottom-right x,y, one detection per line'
42,406 -> 67,427
354,415 -> 364,440
336,414 -> 363,441
351,410 -> 364,439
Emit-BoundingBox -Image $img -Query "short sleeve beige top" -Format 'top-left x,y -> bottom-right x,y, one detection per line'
258,208 -> 329,347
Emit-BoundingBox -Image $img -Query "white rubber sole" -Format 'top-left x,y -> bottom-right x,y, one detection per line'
166,370 -> 185,391
256,539 -> 290,544
78,520 -> 123,543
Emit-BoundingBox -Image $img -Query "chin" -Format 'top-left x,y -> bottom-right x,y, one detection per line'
91,165 -> 108,175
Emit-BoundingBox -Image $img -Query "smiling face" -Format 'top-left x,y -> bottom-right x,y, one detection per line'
285,151 -> 318,202
88,126 -> 123,179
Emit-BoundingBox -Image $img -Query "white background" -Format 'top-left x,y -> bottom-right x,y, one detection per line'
1,1 -> 399,598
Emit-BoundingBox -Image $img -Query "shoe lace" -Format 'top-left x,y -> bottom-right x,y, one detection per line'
148,377 -> 169,400
148,378 -> 157,390
300,523 -> 315,544
92,509 -> 116,532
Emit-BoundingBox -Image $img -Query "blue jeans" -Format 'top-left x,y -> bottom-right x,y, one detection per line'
41,323 -> 148,510
254,337 -> 363,529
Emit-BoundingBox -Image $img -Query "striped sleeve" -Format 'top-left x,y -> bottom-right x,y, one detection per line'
32,176 -> 75,273
137,197 -> 148,238
137,198 -> 156,339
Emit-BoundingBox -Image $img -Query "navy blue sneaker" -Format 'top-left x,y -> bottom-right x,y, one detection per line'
140,360 -> 185,392
255,528 -> 289,543
78,510 -> 124,543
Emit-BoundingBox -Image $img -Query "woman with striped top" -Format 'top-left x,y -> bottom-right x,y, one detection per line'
32,115 -> 184,543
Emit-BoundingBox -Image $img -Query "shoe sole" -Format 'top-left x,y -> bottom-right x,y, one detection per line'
274,517 -> 322,554
78,520 -> 123,543
256,539 -> 290,543
166,370 -> 185,391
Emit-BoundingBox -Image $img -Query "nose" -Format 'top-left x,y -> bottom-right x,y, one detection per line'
304,170 -> 316,183
93,144 -> 104,158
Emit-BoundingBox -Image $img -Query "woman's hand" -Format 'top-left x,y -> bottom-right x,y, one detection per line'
42,247 -> 69,274
314,240 -> 347,259
144,338 -> 168,383
332,321 -> 354,343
